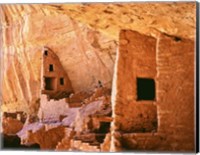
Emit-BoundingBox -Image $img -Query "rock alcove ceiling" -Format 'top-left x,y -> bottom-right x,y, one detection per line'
0,2 -> 196,113
0,2 -> 196,152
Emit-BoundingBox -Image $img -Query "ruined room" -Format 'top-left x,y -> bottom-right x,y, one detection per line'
0,2 -> 196,152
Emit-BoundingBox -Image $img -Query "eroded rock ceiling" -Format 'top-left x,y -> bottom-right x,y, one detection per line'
47,2 -> 196,39
0,2 -> 196,113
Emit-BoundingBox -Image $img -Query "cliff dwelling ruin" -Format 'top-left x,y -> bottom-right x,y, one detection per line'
41,47 -> 73,99
0,2 -> 197,153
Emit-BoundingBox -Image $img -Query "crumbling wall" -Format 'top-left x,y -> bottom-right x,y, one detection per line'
2,117 -> 23,135
37,94 -> 69,122
19,124 -> 65,150
111,30 -> 195,152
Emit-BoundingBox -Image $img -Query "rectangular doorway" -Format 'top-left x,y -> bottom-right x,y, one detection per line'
44,77 -> 56,90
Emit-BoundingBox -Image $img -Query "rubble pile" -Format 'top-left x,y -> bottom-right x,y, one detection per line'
2,86 -> 112,151
2,116 -> 24,135
58,86 -> 112,151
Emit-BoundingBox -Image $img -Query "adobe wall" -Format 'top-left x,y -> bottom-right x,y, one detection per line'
112,30 -> 158,133
41,47 -> 73,96
38,94 -> 69,122
156,34 -> 195,151
111,30 -> 195,151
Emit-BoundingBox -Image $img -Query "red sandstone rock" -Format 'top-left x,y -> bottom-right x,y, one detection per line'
2,117 -> 23,135
18,123 -> 65,150
100,133 -> 111,152
69,91 -> 91,103
55,128 -> 76,151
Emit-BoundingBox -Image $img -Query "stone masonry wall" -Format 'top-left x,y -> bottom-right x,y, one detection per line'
37,94 -> 69,122
41,47 -> 73,96
156,34 -> 195,151
111,30 -> 195,152
112,30 -> 158,133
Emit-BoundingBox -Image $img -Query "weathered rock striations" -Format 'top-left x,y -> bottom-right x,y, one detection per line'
0,4 -> 116,114
0,2 -> 195,114
46,3 -> 196,39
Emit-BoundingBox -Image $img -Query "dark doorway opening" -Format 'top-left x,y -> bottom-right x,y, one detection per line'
45,77 -> 56,90
137,77 -> 155,101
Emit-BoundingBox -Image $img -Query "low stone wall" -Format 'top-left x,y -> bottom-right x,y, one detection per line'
38,94 -> 69,122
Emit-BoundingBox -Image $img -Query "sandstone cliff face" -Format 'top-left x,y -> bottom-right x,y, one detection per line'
48,2 -> 196,39
0,4 -> 116,113
0,3 -> 196,114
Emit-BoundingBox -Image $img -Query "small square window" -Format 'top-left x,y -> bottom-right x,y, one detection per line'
49,64 -> 54,72
44,50 -> 48,56
137,77 -> 155,101
60,78 -> 64,85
